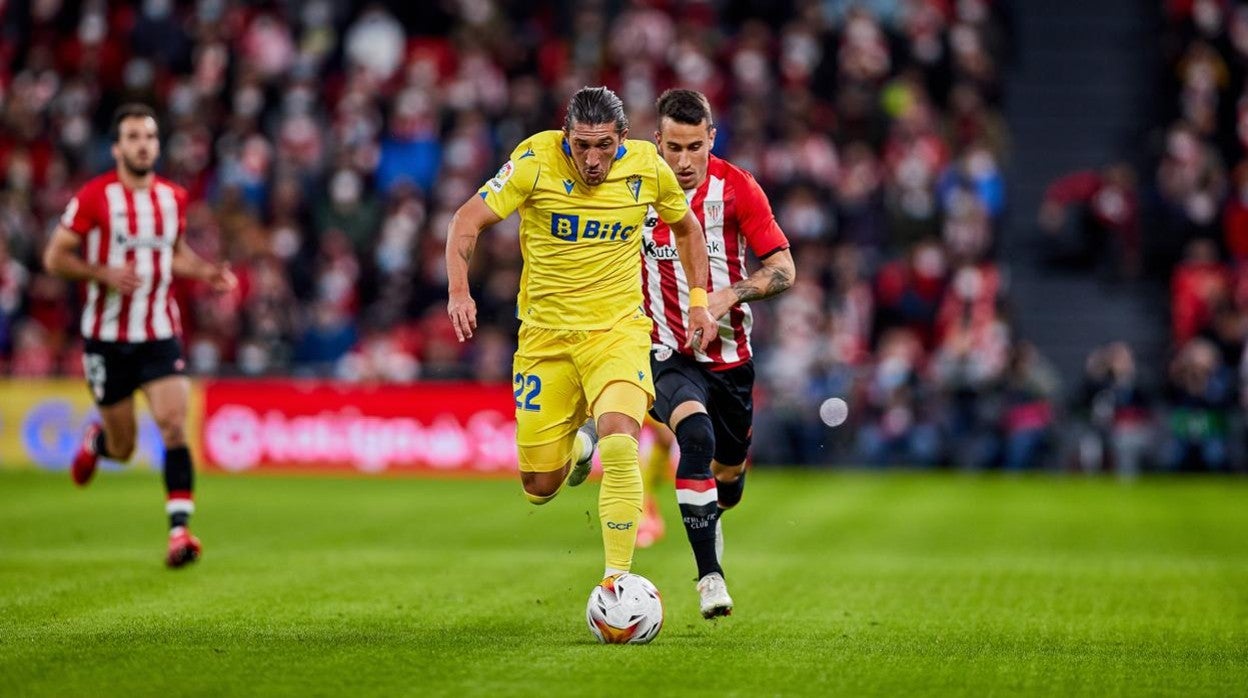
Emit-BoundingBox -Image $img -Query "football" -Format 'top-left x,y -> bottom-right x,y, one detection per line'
585,573 -> 664,644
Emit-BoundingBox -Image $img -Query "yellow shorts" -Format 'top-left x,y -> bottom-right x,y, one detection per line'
513,311 -> 654,471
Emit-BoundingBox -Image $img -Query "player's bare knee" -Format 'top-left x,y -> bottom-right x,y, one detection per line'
521,469 -> 565,504
108,434 -> 136,461
596,412 -> 641,440
156,416 -> 186,448
713,463 -> 744,484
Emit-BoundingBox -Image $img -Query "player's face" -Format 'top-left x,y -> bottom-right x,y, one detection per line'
565,122 -> 626,186
656,117 -> 716,191
112,116 -> 160,177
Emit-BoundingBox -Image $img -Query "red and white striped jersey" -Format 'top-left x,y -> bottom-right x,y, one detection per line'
60,171 -> 186,343
641,155 -> 789,368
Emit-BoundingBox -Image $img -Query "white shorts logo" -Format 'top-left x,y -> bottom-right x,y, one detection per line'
653,345 -> 673,362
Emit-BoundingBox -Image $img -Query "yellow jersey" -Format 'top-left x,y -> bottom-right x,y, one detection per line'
477,130 -> 689,330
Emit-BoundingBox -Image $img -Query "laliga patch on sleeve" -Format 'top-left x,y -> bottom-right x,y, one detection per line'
486,161 -> 515,193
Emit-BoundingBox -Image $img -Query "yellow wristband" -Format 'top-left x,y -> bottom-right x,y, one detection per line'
689,287 -> 708,308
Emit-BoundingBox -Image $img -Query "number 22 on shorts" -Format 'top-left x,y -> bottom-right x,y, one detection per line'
513,372 -> 542,411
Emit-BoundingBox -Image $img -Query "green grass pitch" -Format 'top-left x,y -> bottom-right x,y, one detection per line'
1,469 -> 1246,696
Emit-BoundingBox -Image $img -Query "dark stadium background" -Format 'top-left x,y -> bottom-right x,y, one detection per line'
0,0 -> 1246,474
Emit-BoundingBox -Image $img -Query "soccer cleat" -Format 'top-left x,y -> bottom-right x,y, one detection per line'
567,418 -> 598,487
697,572 -> 733,619
166,527 -> 202,568
71,423 -> 102,487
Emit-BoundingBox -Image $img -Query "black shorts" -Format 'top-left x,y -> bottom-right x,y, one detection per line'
82,338 -> 185,406
649,347 -> 755,466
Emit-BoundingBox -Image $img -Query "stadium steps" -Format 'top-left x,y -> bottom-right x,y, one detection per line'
1000,0 -> 1168,390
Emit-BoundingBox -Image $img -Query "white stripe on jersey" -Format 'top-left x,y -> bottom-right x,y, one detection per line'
643,204 -> 681,351
99,183 -> 129,342
80,226 -> 101,338
152,184 -> 178,338
127,190 -> 157,340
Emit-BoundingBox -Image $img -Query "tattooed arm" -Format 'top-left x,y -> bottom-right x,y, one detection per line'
445,195 -> 503,342
707,248 -> 796,321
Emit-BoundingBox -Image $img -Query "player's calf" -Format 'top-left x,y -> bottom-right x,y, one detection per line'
674,413 -> 722,580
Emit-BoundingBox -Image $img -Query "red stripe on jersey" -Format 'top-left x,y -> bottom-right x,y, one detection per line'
146,188 -> 163,340
116,188 -> 138,341
675,478 -> 717,493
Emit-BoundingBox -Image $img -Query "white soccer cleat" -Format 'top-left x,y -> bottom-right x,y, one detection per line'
697,572 -> 733,619
567,418 -> 598,487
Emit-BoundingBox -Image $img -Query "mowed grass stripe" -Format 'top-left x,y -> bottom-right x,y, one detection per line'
1,470 -> 1245,697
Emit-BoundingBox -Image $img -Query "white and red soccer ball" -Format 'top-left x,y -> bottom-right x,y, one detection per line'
585,573 -> 664,645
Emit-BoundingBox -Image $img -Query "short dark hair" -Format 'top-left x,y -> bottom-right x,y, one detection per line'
563,86 -> 629,133
111,103 -> 158,142
656,89 -> 713,128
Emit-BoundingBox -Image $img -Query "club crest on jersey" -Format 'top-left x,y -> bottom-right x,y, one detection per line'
550,213 -> 635,243
625,174 -> 642,202
705,200 -> 724,226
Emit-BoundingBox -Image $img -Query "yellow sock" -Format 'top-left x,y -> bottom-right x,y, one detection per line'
597,433 -> 642,572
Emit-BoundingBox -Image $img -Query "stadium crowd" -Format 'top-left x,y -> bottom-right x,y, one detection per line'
0,0 -> 1088,468
1032,0 -> 1248,475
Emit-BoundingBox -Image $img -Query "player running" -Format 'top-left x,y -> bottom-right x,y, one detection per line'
445,87 -> 716,584
642,89 -> 795,618
43,103 -> 236,568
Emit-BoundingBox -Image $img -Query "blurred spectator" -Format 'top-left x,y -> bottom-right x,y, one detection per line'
1039,162 -> 1141,279
857,328 -> 941,466
1074,342 -> 1155,478
997,342 -> 1060,471
1170,238 -> 1229,344
1164,337 -> 1235,471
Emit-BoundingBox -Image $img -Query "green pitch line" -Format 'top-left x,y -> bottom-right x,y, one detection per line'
1,470 -> 1245,697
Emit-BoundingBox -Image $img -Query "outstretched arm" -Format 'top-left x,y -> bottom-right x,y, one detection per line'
668,209 -> 715,351
173,238 -> 237,292
445,194 -> 503,342
707,248 -> 795,320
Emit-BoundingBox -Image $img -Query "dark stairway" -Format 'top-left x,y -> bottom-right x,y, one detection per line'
1001,0 -> 1168,386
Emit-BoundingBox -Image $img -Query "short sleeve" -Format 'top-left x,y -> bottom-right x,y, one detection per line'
734,168 -> 789,258
652,157 -> 689,225
60,188 -> 101,236
477,142 -> 541,220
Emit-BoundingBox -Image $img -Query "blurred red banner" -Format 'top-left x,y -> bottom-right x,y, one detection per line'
201,380 -> 518,475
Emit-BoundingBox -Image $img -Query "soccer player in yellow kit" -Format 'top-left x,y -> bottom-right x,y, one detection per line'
445,86 -> 716,584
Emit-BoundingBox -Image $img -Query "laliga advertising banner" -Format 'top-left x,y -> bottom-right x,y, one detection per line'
201,380 -> 518,475
0,379 -> 183,472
